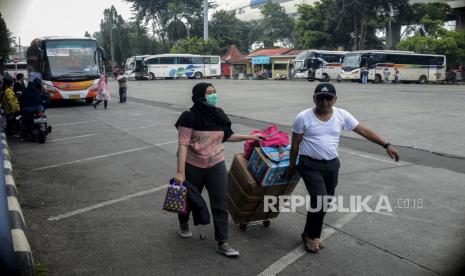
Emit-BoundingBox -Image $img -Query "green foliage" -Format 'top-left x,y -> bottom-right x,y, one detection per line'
171,37 -> 220,55
0,12 -> 12,66
209,10 -> 252,53
397,30 -> 465,68
396,2 -> 464,68
125,0 -> 204,48
260,3 -> 295,48
294,0 -> 416,50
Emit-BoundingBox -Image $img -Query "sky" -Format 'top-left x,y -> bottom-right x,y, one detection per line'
0,0 -> 134,46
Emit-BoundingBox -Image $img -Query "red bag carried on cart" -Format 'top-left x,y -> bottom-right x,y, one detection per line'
243,125 -> 289,160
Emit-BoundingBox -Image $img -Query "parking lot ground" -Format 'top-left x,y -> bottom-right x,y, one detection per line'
9,80 -> 465,275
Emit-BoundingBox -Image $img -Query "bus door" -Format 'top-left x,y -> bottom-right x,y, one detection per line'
428,65 -> 439,81
203,57 -> 211,76
96,47 -> 106,74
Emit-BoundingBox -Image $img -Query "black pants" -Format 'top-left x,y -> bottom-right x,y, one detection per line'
178,161 -> 229,242
6,112 -> 21,137
298,155 -> 340,238
119,87 -> 127,103
95,100 -> 108,108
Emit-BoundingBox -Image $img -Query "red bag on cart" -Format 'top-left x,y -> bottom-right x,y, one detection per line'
243,125 -> 289,160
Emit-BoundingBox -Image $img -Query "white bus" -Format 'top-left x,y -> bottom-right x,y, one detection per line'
3,62 -> 27,78
340,50 -> 446,83
124,55 -> 150,80
293,50 -> 347,82
143,54 -> 221,79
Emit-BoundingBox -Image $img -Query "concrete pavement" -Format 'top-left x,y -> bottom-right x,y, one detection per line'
8,79 -> 465,275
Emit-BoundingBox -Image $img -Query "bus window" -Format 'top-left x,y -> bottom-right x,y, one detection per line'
192,57 -> 203,64
177,57 -> 191,64
146,58 -> 160,64
429,56 -> 444,66
160,57 -> 175,64
209,57 -> 220,64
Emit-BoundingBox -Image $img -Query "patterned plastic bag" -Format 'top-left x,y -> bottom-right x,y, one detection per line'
162,179 -> 188,213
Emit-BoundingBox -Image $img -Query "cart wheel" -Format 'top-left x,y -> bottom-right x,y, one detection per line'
239,223 -> 247,231
263,220 -> 271,227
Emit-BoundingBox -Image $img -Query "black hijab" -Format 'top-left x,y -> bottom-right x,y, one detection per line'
175,82 -> 233,140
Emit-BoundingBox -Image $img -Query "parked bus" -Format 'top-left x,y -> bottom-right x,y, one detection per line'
124,55 -> 150,80
27,37 -> 106,102
3,62 -> 27,78
293,50 -> 347,82
143,54 -> 221,79
340,50 -> 446,83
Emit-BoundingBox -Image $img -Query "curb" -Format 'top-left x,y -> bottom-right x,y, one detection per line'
1,134 -> 36,276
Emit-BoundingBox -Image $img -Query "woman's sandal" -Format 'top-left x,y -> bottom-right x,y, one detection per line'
301,234 -> 319,253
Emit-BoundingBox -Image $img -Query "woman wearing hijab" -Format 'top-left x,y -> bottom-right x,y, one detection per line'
94,73 -> 110,109
174,82 -> 264,257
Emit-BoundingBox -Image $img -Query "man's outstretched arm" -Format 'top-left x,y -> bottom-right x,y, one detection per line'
353,123 -> 400,162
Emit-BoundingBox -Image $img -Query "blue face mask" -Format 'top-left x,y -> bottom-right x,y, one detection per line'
206,93 -> 218,106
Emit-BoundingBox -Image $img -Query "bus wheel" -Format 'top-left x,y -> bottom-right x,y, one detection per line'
149,73 -> 155,80
418,75 -> 427,84
85,98 -> 94,104
374,74 -> 382,83
321,74 -> 330,82
194,72 -> 203,79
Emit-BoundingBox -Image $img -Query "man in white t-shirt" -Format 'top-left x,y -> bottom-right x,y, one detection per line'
287,83 -> 399,253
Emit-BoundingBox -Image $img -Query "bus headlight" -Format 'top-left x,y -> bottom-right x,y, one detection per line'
44,84 -> 59,94
89,83 -> 98,91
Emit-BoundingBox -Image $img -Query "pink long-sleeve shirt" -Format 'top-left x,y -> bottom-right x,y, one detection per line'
178,127 -> 225,168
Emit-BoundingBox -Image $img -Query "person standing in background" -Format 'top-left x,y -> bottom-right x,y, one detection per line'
361,65 -> 369,84
117,71 -> 128,103
393,68 -> 400,84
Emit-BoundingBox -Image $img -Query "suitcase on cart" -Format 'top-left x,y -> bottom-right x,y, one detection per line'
227,153 -> 298,231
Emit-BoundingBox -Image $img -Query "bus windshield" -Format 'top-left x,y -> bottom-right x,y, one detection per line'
44,40 -> 99,80
343,53 -> 361,68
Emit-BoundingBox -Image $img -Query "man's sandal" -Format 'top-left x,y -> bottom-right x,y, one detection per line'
316,239 -> 325,249
301,234 -> 319,253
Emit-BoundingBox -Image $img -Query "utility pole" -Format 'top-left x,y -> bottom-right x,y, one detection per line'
388,5 -> 393,49
18,37 -> 21,61
203,0 -> 208,41
110,13 -> 114,63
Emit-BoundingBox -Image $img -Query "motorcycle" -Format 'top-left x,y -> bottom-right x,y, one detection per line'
20,110 -> 52,143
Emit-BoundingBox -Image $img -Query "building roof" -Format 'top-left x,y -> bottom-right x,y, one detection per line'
222,45 -> 247,62
286,49 -> 305,56
247,48 -> 293,57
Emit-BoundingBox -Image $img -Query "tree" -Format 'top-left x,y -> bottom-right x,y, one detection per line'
260,3 -> 295,48
95,6 -> 133,66
396,3 -> 464,68
209,10 -> 251,53
126,0 -> 205,49
0,12 -> 12,67
84,31 -> 91,37
294,0 -> 409,50
171,36 -> 220,55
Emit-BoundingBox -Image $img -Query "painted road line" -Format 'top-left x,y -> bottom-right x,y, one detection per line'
47,184 -> 169,221
32,146 -> 152,171
32,140 -> 178,171
257,212 -> 359,276
52,120 -> 97,127
339,149 -> 404,166
49,133 -> 100,142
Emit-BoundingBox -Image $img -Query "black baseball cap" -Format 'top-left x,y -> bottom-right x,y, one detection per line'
314,83 -> 336,96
